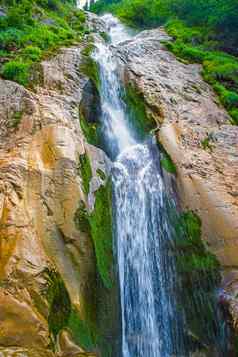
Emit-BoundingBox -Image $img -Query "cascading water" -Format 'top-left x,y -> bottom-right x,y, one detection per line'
92,14 -> 229,357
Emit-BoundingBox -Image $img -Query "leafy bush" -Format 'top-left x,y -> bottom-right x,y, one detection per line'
22,45 -> 42,61
0,28 -> 24,51
1,60 -> 31,86
229,109 -> 238,125
0,0 -> 86,86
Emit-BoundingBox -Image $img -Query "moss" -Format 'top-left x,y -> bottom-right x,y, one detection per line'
229,108 -> 238,125
124,83 -> 156,139
88,180 -> 113,289
68,306 -> 96,350
160,154 -> 177,174
157,141 -> 177,174
74,200 -> 91,234
174,211 -> 221,348
44,269 -> 71,340
99,31 -> 110,42
80,41 -> 100,90
80,115 -> 100,146
43,268 -> 98,351
201,134 -> 214,151
77,153 -> 93,195
74,179 -> 113,289
96,168 -> 106,181
9,110 -> 23,129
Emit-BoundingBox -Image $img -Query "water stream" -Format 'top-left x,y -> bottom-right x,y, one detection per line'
92,14 -> 229,357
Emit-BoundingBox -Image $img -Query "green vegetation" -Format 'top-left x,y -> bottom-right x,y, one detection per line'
88,180 -> 113,289
174,211 -> 221,348
1,60 -> 31,86
124,83 -> 156,139
74,200 -> 91,233
80,41 -> 100,90
91,0 -> 238,125
44,269 -> 71,339
77,153 -> 93,195
157,141 -> 177,174
0,0 -> 86,86
175,212 -> 219,277
80,116 -> 100,147
74,180 -> 113,289
68,306 -> 96,350
201,133 -> 214,151
75,154 -> 113,289
43,268 -> 96,350
96,168 -> 106,181
9,110 -> 23,128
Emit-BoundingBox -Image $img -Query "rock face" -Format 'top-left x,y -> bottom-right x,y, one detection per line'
115,28 -> 238,331
0,38 -> 114,356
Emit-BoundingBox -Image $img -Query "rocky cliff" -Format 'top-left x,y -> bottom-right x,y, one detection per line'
115,27 -> 238,334
0,18 -> 119,356
1,11 -> 238,356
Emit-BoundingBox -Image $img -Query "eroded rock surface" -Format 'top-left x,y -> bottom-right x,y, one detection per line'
0,40 -> 110,356
115,28 -> 238,331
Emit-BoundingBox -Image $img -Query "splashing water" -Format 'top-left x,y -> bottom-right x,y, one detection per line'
92,14 -> 229,357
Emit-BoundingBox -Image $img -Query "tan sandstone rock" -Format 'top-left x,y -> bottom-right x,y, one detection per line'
0,42 -> 104,356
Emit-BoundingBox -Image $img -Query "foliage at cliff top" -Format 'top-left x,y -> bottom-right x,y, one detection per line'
0,0 -> 87,86
91,0 -> 238,125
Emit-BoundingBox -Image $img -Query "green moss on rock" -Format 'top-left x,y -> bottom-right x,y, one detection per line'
80,41 -> 100,90
8,110 -> 23,129
88,180 -> 113,289
157,141 -> 177,174
77,153 -> 93,195
80,115 -> 100,146
174,211 -> 221,349
68,306 -> 96,350
124,83 -> 156,139
74,178 -> 113,289
96,168 -> 106,181
74,200 -> 91,234
44,269 -> 71,340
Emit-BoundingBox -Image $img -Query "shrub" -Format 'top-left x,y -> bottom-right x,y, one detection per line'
22,45 -> 42,61
0,28 -> 24,50
0,0 -> 87,87
229,109 -> 238,125
1,60 -> 31,86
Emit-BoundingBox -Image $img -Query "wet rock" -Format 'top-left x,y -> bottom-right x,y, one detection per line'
116,26 -> 238,329
116,27 -> 238,261
86,12 -> 106,33
0,41 -> 109,355
80,79 -> 101,123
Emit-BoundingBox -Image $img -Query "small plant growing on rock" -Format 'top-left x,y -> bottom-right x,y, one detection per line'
201,133 -> 215,151
1,60 -> 31,86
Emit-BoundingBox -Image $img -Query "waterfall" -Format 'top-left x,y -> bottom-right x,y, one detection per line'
92,14 -> 229,357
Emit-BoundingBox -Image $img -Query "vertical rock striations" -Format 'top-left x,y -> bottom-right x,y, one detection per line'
0,33 -> 116,356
